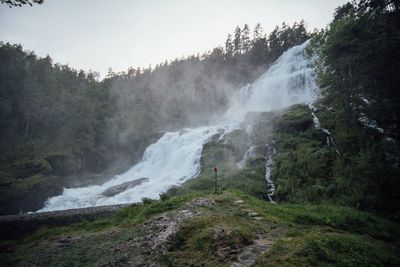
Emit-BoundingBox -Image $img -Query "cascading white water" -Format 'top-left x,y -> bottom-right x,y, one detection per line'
224,41 -> 318,122
38,41 -> 319,212
308,103 -> 341,157
38,125 -> 236,212
265,143 -> 276,203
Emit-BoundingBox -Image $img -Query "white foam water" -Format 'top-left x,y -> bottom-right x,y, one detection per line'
38,41 -> 319,212
224,41 -> 318,122
38,124 -> 236,211
308,103 -> 341,156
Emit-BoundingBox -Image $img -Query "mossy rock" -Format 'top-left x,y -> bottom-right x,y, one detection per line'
222,129 -> 249,157
274,104 -> 313,133
243,110 -> 277,145
0,159 -> 52,185
200,140 -> 240,176
0,173 -> 62,214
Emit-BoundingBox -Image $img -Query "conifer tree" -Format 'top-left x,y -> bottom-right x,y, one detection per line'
241,24 -> 251,52
225,33 -> 234,56
233,26 -> 242,54
253,23 -> 265,42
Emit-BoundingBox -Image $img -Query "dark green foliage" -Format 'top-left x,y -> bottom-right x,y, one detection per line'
261,105 -> 337,203
235,192 -> 400,242
159,192 -> 169,201
268,101 -> 399,213
0,159 -> 62,214
313,0 -> 400,134
141,197 -> 153,204
304,0 -> 400,213
255,231 -> 399,267
227,160 -> 267,199
0,43 -> 110,170
275,104 -> 313,133
0,43 -> 123,213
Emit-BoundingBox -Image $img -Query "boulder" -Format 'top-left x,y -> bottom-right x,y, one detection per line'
101,178 -> 149,197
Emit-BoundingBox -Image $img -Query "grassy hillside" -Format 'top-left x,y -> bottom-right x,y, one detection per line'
1,190 -> 398,266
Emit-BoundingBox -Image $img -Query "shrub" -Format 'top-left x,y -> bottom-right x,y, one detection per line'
159,192 -> 169,201
141,197 -> 153,204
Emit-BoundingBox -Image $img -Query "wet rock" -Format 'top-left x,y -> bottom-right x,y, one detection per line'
100,178 -> 149,197
254,238 -> 275,253
105,229 -> 120,237
229,234 -> 279,266
216,246 -> 231,261
136,208 -> 199,254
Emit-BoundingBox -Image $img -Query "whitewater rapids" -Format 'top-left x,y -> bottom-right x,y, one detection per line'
38,41 -> 318,212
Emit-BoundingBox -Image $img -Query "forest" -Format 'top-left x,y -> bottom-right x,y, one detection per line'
272,0 -> 400,213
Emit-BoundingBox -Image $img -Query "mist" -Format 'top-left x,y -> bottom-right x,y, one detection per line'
105,22 -> 310,153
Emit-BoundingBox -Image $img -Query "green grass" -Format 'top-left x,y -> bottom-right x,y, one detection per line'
232,190 -> 400,241
16,190 -> 207,243
158,192 -> 266,266
162,213 -> 256,266
254,230 -> 399,267
1,190 -> 399,266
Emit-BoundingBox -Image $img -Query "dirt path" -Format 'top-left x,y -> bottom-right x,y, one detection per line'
230,199 -> 281,267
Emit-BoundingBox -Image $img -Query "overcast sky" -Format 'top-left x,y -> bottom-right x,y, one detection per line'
0,0 -> 348,77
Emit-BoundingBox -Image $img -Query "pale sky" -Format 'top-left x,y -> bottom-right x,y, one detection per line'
0,0 -> 348,78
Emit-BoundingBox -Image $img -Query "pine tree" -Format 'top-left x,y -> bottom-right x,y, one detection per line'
233,26 -> 242,54
225,33 -> 234,56
241,24 -> 251,53
253,23 -> 265,42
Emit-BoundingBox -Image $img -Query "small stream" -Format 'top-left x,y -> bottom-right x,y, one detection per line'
308,104 -> 341,157
265,143 -> 276,203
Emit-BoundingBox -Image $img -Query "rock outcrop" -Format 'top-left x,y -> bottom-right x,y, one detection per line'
100,178 -> 149,197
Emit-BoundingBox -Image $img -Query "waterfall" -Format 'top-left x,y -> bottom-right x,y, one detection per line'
37,41 -> 318,212
265,143 -> 276,203
308,104 -> 341,157
224,41 -> 318,122
38,124 -> 237,212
